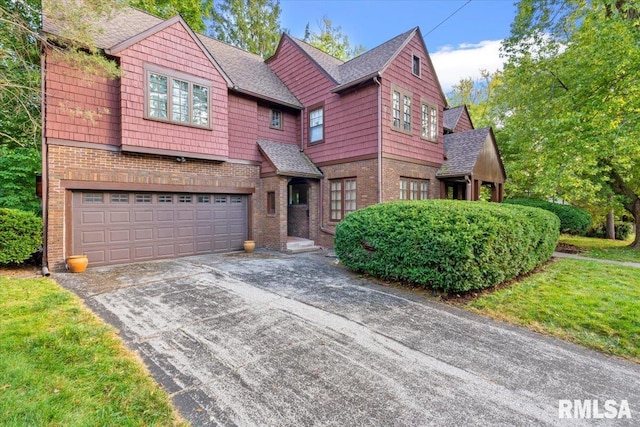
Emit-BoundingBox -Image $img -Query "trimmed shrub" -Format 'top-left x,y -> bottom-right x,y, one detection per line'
504,198 -> 591,235
0,208 -> 42,264
335,200 -> 560,293
587,222 -> 634,241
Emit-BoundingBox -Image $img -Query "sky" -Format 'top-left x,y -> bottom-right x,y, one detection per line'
279,0 -> 518,92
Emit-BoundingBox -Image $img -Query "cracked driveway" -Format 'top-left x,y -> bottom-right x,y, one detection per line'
56,251 -> 639,426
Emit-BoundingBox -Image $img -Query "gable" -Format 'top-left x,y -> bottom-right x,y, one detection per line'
473,133 -> 507,183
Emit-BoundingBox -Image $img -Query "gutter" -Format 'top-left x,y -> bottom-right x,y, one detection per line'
374,76 -> 382,203
331,72 -> 381,94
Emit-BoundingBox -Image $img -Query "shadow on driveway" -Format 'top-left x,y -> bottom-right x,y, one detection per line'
56,251 -> 640,426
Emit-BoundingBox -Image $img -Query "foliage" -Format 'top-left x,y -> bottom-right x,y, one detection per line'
0,276 -> 187,425
446,70 -> 503,129
208,0 -> 282,58
468,258 -> 640,361
559,234 -> 640,263
335,200 -> 559,293
0,146 -> 41,213
504,198 -> 591,235
496,0 -> 640,248
130,0 -> 212,32
303,16 -> 365,61
0,208 -> 42,264
587,221 -> 634,241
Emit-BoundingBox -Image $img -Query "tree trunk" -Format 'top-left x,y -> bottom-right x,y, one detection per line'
632,205 -> 640,249
606,209 -> 616,240
607,166 -> 640,249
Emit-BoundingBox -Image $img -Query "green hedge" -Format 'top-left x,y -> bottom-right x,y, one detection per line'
0,208 -> 42,264
503,198 -> 591,235
587,222 -> 634,241
335,200 -> 560,293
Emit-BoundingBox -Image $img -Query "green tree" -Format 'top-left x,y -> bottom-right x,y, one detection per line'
130,0 -> 212,32
497,0 -> 640,247
304,16 -> 365,61
447,70 -> 503,129
208,0 -> 282,58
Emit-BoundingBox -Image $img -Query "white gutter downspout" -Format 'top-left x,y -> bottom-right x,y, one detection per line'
374,76 -> 382,203
40,49 -> 50,276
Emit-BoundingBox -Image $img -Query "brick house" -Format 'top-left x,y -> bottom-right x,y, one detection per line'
41,7 -> 506,270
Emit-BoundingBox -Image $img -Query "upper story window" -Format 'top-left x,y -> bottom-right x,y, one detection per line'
412,54 -> 421,77
270,109 -> 283,130
421,101 -> 438,142
145,64 -> 211,128
392,86 -> 412,133
309,105 -> 324,144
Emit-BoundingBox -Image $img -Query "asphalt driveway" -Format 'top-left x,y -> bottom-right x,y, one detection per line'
56,251 -> 639,426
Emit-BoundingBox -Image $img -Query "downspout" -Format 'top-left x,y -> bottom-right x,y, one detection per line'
466,175 -> 472,201
40,47 -> 50,276
374,76 -> 382,203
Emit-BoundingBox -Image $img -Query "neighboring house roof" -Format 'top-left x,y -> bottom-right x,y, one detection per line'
437,127 -> 491,177
443,106 -> 464,132
42,6 -> 302,109
257,140 -> 323,178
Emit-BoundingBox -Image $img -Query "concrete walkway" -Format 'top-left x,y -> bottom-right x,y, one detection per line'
553,251 -> 640,268
56,251 -> 640,426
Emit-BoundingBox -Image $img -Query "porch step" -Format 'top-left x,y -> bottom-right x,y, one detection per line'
286,237 -> 322,253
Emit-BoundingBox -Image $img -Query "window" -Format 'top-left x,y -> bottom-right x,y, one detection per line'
158,195 -> 173,203
83,193 -> 103,203
135,194 -> 152,203
146,65 -> 210,128
215,196 -> 227,204
178,195 -> 192,203
197,195 -> 211,204
267,191 -> 276,216
231,196 -> 243,204
111,194 -> 129,203
330,178 -> 356,221
391,86 -> 412,133
270,109 -> 283,130
412,54 -> 421,77
400,178 -> 429,200
309,106 -> 324,143
421,101 -> 438,141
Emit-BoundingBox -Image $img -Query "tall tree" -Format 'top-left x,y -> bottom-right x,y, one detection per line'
130,0 -> 212,32
497,0 -> 640,247
304,16 -> 365,61
208,0 -> 282,58
447,70 -> 503,129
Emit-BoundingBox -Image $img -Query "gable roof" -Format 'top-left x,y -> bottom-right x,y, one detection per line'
437,127 -> 491,177
257,140 -> 323,178
42,6 -> 301,109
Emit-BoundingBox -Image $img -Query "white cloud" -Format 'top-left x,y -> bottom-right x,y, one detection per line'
429,40 -> 505,93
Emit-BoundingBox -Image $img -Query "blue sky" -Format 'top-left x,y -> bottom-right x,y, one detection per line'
279,0 -> 518,91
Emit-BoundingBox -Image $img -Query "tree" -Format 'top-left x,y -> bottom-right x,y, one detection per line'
447,70 -> 503,129
497,0 -> 640,247
208,0 -> 282,58
304,16 -> 365,61
130,0 -> 212,32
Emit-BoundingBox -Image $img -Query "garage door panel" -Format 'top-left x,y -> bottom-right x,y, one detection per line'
73,192 -> 248,266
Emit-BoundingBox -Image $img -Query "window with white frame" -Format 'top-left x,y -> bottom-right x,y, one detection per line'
330,178 -> 356,221
146,65 -> 210,128
421,101 -> 438,141
270,109 -> 283,130
400,178 -> 429,200
309,106 -> 324,143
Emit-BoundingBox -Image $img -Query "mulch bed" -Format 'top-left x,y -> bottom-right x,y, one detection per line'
555,242 -> 586,254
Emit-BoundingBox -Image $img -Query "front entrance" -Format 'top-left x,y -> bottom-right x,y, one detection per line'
287,179 -> 309,238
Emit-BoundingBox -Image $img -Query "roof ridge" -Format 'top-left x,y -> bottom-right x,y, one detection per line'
287,35 -> 345,64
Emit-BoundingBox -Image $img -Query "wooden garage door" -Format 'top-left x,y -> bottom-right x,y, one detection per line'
72,192 -> 248,266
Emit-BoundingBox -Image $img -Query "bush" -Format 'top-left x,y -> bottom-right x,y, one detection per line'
586,222 -> 634,241
504,198 -> 591,235
335,200 -> 560,293
0,208 -> 42,264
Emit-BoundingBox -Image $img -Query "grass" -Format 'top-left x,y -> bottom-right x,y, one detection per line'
467,258 -> 640,362
0,276 -> 187,426
559,234 -> 640,263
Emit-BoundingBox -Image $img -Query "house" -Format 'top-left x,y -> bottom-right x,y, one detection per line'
41,6 -> 506,270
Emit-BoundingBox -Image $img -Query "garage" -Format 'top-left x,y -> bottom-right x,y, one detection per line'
72,191 -> 248,266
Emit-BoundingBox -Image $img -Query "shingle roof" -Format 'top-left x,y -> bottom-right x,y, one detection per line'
443,106 -> 465,132
285,28 -> 416,91
257,140 -> 323,178
42,6 -> 301,108
437,127 -> 491,177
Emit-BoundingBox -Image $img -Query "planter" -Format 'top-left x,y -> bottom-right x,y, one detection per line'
67,255 -> 89,273
243,240 -> 255,253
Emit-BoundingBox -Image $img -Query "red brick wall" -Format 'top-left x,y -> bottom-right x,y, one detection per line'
45,144 -> 260,270
381,157 -> 441,202
118,21 -> 229,158
256,175 -> 288,251
44,54 -> 120,145
381,33 -> 445,165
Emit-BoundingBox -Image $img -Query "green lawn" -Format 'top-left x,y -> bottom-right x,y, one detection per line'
559,234 -> 640,263
0,276 -> 187,426
467,258 -> 640,362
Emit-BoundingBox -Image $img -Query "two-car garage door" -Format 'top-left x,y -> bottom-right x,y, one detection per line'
72,191 -> 248,266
